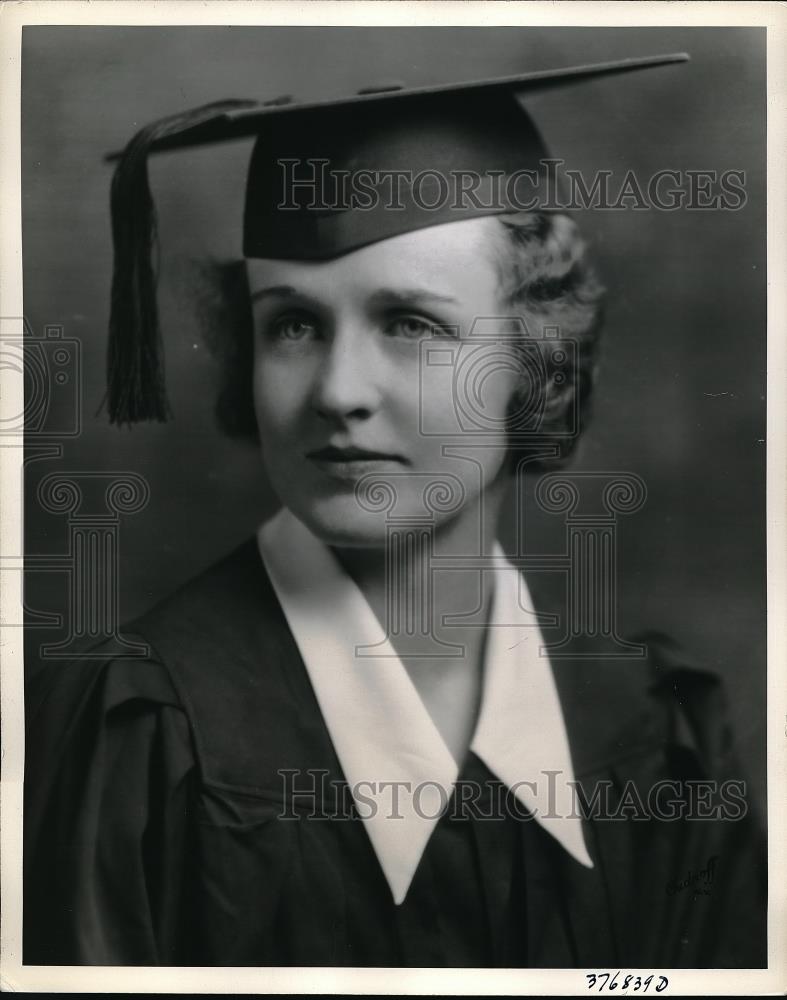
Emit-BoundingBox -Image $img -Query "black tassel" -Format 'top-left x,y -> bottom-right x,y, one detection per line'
106,99 -> 258,425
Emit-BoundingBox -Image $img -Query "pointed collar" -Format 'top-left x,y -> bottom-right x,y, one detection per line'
257,507 -> 592,905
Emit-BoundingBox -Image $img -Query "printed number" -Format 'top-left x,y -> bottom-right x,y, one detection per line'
586,972 -> 669,992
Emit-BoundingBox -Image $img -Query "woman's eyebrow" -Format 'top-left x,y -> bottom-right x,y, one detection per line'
250,285 -> 459,307
249,284 -> 300,304
368,287 -> 458,307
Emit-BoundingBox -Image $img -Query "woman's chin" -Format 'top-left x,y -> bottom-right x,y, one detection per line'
283,496 -> 393,549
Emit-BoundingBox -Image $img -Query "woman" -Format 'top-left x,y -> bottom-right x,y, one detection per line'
24,55 -> 766,967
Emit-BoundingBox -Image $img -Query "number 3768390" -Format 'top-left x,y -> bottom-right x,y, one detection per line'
586,972 -> 669,992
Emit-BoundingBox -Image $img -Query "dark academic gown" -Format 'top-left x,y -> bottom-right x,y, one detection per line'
23,540 -> 766,967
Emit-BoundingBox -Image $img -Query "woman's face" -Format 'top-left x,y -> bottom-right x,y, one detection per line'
247,217 -> 521,547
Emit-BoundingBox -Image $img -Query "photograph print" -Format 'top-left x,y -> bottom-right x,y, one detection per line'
11,18 -> 772,976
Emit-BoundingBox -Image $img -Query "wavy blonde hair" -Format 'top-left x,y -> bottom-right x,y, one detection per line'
490,212 -> 605,469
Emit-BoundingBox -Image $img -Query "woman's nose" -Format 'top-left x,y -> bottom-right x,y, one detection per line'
310,328 -> 382,421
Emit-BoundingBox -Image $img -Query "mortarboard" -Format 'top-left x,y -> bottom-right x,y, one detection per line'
106,52 -> 689,425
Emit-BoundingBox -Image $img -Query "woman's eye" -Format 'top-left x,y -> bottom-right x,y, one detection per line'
270,315 -> 319,341
388,315 -> 451,340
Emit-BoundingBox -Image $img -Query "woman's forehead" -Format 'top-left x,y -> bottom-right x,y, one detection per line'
245,217 -> 501,300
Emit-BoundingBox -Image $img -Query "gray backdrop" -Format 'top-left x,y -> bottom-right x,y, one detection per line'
21,26 -> 766,811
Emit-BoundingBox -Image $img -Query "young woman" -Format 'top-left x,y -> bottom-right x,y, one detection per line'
24,56 -> 765,968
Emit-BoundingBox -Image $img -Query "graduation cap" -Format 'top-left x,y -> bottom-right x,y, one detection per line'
107,52 -> 688,425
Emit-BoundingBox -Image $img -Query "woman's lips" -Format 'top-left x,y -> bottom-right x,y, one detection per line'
306,446 -> 406,482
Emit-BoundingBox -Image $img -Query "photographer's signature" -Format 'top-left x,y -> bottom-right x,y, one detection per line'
665,854 -> 719,897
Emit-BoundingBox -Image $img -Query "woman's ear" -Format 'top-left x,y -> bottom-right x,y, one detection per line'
541,372 -> 577,428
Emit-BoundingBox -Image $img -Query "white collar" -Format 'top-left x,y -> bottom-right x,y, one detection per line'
258,507 -> 593,905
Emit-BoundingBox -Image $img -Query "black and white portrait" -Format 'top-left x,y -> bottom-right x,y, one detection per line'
2,7 -> 782,992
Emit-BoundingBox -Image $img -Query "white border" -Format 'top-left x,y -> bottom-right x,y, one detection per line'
1,1 -> 785,994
